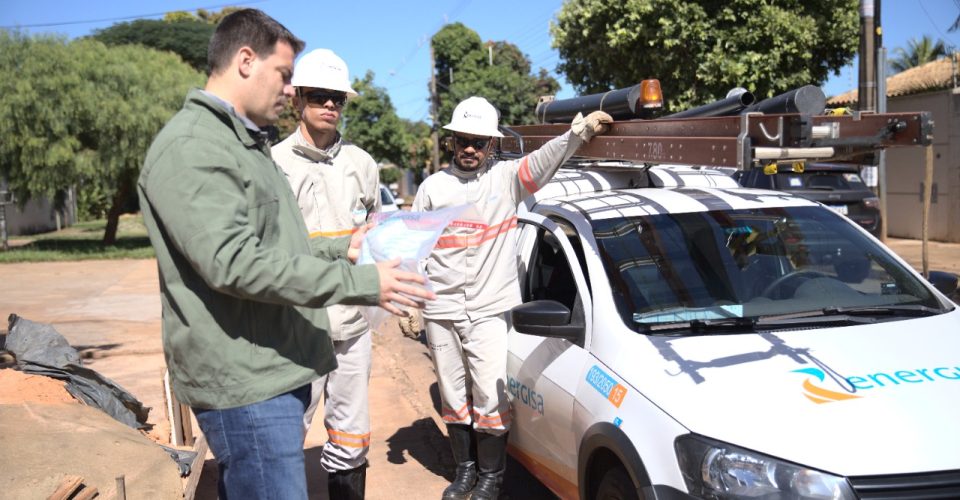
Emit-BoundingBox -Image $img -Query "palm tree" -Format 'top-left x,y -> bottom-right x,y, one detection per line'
888,36 -> 948,74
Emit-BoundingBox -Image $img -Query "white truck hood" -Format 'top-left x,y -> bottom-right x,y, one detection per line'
615,309 -> 960,476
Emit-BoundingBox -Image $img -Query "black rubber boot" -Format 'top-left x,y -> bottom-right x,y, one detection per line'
442,424 -> 478,500
470,432 -> 507,500
327,462 -> 367,500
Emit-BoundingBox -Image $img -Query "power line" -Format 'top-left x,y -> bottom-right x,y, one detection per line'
1,1 -> 265,29
917,0 -> 959,44
387,0 -> 472,78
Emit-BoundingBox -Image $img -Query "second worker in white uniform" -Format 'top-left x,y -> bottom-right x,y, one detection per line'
273,48 -> 378,500
414,96 -> 611,500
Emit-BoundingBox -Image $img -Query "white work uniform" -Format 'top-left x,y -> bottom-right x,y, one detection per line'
413,130 -> 582,435
272,127 -> 379,471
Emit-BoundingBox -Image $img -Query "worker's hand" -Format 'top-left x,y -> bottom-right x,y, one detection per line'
375,258 -> 435,316
571,110 -> 613,142
346,223 -> 374,263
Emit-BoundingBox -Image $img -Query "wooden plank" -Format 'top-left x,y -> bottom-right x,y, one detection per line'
46,475 -> 83,500
182,435 -> 209,500
72,486 -> 98,500
179,402 -> 194,447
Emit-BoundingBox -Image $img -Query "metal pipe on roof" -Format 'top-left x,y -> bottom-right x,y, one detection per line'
741,85 -> 827,115
665,89 -> 756,119
535,84 -> 645,123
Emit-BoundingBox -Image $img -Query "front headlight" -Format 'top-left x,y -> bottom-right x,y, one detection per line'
675,434 -> 855,499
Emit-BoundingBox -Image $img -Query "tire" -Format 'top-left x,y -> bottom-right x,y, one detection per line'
595,465 -> 640,500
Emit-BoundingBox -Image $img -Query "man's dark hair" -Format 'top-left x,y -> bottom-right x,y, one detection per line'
207,9 -> 304,76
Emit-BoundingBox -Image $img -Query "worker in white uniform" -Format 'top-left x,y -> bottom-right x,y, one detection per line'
272,48 -> 378,500
413,96 -> 612,500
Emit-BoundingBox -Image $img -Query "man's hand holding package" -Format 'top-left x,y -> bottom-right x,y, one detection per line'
571,110 -> 613,142
375,258 -> 435,316
347,222 -> 374,263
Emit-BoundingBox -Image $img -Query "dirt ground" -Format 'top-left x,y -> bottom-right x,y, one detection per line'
0,259 -> 554,500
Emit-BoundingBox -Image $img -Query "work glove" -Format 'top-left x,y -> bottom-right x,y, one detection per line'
571,110 -> 613,143
397,307 -> 422,340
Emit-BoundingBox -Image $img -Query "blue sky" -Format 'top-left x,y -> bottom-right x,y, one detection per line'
2,0 -> 959,123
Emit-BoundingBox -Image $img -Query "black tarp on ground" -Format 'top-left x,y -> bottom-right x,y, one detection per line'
4,314 -> 151,430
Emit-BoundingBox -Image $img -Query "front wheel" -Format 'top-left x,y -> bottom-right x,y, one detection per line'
595,465 -> 640,500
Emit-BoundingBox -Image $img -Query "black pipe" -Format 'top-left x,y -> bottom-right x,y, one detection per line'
665,90 -> 756,118
741,85 -> 826,115
536,84 -> 644,123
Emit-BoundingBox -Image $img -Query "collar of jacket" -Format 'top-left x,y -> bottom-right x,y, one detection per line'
448,158 -> 492,180
291,126 -> 342,163
188,89 -> 271,149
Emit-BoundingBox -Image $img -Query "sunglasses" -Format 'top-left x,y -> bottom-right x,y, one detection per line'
454,135 -> 491,150
303,90 -> 347,108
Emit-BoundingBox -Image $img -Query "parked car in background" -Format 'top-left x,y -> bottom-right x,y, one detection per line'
379,184 -> 399,213
736,163 -> 881,236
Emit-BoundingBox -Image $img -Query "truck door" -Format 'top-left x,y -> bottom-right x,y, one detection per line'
508,213 -> 593,494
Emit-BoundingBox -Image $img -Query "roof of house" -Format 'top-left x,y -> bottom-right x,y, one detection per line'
827,52 -> 959,105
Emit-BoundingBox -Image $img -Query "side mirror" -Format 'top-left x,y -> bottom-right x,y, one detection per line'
511,300 -> 583,340
927,271 -> 959,299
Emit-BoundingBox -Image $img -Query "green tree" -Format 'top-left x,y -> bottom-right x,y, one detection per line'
551,0 -> 859,111
432,23 -> 560,127
889,36 -> 948,74
0,31 -> 204,243
342,71 -> 409,169
91,19 -> 214,72
164,7 -> 244,24
401,119 -> 433,183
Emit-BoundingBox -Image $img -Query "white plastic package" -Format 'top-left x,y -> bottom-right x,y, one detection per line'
359,203 -> 478,330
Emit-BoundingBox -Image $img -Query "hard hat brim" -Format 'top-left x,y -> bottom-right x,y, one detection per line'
442,123 -> 504,138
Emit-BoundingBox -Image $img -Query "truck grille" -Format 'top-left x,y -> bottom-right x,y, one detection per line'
848,469 -> 960,499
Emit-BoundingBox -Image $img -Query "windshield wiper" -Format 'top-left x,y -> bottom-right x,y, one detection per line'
637,304 -> 943,334
638,316 -> 757,334
822,304 -> 943,316
751,304 -> 943,328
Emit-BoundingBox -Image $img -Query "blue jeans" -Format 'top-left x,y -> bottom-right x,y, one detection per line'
194,384 -> 312,500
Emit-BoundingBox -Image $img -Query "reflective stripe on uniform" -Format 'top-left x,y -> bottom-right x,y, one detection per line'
442,402 -> 472,423
434,217 -> 517,249
517,156 -> 539,194
473,410 -> 510,429
326,428 -> 372,448
308,227 -> 357,239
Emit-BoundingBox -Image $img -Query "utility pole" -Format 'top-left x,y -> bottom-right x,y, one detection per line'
429,43 -> 440,175
876,0 -> 888,240
857,0 -> 877,113
0,185 -> 12,251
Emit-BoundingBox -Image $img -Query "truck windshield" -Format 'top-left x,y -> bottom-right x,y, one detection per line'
591,206 -> 943,331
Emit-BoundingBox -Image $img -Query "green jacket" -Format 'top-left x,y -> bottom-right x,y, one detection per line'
138,89 -> 380,409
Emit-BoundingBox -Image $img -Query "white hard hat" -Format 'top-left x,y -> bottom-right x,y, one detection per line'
292,48 -> 357,97
442,96 -> 503,138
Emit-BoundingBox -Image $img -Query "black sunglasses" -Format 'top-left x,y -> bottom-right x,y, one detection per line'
454,135 -> 491,150
303,90 -> 347,108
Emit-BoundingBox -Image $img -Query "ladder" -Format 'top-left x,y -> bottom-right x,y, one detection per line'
499,111 -> 933,169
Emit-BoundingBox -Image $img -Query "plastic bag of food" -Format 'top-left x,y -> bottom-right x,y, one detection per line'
359,203 -> 479,330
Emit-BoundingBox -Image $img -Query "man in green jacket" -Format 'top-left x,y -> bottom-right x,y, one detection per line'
138,9 -> 432,499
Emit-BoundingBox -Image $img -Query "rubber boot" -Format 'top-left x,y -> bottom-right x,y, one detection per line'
442,424 -> 478,500
470,432 -> 507,500
327,462 -> 366,500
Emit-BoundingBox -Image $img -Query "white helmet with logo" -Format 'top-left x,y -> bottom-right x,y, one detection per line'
442,96 -> 504,137
292,48 -> 357,97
